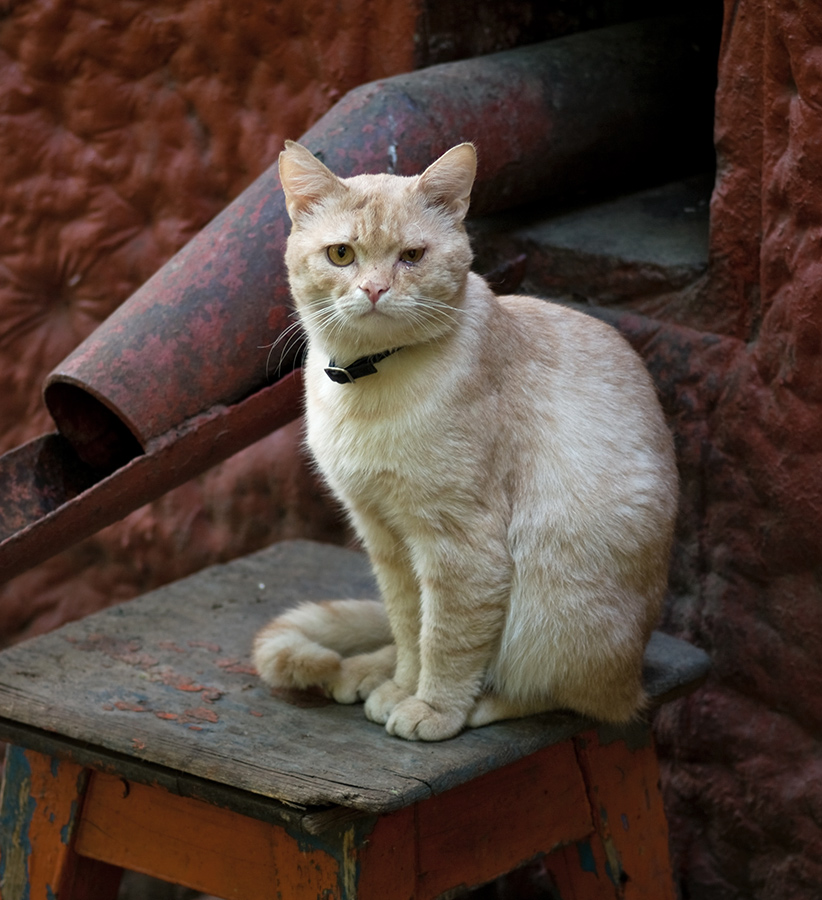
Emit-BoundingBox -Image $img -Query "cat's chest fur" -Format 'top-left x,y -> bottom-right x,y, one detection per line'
303,341 -> 483,508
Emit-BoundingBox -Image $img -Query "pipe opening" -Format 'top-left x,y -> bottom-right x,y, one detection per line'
44,382 -> 144,473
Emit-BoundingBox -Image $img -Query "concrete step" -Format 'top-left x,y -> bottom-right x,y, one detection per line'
471,173 -> 712,306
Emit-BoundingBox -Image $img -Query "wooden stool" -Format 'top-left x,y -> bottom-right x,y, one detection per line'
0,541 -> 708,900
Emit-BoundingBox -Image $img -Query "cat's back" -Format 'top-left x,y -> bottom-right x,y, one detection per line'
484,289 -> 677,523
498,292 -> 653,392
496,291 -> 671,451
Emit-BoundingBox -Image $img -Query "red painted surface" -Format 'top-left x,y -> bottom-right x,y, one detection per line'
0,3 -> 820,897
1,732 -> 674,899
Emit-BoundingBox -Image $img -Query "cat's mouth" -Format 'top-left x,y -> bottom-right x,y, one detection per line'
347,299 -> 398,323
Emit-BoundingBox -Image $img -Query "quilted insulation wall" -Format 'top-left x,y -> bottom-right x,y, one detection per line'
0,0 -> 419,641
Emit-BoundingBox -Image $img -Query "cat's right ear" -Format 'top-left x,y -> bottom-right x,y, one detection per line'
278,141 -> 342,221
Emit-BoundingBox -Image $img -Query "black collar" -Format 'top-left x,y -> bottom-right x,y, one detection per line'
324,347 -> 402,384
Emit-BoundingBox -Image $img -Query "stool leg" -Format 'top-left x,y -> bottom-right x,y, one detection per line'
0,746 -> 122,900
544,725 -> 676,900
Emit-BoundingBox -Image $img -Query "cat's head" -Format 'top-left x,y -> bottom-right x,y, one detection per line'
278,141 -> 476,359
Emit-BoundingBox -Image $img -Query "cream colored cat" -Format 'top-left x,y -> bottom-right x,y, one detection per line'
252,141 -> 678,742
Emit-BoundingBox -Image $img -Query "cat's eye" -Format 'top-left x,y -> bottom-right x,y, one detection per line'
400,248 -> 425,264
327,244 -> 355,266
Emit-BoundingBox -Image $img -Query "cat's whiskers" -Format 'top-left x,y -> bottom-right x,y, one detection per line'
401,296 -> 462,336
297,300 -> 357,353
294,290 -> 463,367
263,314 -> 310,380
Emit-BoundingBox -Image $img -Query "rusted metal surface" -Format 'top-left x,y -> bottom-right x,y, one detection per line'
43,15 -> 715,471
0,16 -> 715,583
303,15 -> 715,214
43,191 -> 298,469
0,370 -> 302,585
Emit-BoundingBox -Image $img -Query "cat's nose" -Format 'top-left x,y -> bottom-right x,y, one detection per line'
360,281 -> 389,305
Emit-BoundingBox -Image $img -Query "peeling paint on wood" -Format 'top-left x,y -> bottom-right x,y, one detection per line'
0,746 -> 34,900
0,748 -> 90,900
0,541 -> 706,897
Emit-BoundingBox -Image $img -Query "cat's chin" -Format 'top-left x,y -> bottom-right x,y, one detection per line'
318,317 -> 442,358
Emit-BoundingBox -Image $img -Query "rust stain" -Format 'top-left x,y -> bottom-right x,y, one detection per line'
154,706 -> 219,725
65,633 -> 158,669
153,666 -> 224,700
184,707 -> 219,723
189,640 -> 221,652
168,679 -> 204,692
217,657 -> 256,675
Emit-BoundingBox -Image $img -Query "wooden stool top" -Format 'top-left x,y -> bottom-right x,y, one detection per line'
0,541 -> 709,829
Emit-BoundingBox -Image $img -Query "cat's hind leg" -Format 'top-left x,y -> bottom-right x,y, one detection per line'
466,692 -> 561,728
328,644 -> 396,703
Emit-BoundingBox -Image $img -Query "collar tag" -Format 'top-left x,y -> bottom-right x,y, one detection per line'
324,365 -> 358,384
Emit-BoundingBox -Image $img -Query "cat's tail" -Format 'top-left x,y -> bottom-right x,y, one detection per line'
252,599 -> 395,702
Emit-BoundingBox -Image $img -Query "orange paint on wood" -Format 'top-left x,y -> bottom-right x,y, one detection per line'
19,750 -> 86,899
416,740 -> 593,898
0,731 -> 679,900
0,748 -> 122,900
350,806 -> 417,900
73,772 -> 342,900
572,728 -> 676,900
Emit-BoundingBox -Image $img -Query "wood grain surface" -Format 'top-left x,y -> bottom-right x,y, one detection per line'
0,541 -> 709,815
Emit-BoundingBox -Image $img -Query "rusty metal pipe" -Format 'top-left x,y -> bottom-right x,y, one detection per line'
43,15 -> 715,471
0,372 -> 302,583
0,16 -> 715,582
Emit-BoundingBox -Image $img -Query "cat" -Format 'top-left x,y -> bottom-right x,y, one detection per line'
252,140 -> 678,742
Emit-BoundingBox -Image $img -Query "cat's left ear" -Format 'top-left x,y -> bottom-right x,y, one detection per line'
418,143 -> 477,222
279,141 -> 343,221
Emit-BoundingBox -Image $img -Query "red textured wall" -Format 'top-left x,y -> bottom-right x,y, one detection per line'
3,2 -> 822,896
647,1 -> 822,896
0,0 -> 419,642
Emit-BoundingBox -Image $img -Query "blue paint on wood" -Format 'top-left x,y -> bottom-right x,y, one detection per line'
576,839 -> 598,876
57,766 -> 87,846
0,745 -> 36,900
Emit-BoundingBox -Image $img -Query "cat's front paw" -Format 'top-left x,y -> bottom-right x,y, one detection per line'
364,679 -> 410,724
385,697 -> 467,742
